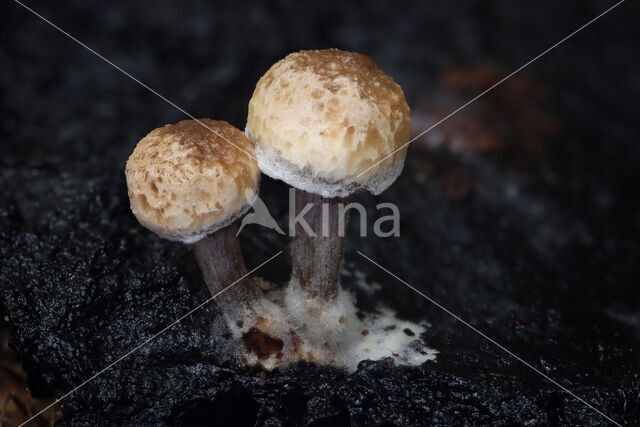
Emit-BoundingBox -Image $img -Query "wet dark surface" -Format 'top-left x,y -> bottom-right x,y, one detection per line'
1,0 -> 640,425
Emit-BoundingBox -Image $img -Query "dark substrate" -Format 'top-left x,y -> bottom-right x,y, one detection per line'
1,0 -> 639,425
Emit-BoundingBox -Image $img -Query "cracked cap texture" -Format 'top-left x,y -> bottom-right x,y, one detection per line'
126,119 -> 259,243
246,49 -> 411,198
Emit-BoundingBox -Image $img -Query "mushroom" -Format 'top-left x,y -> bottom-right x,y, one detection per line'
246,50 -> 411,331
125,119 -> 261,321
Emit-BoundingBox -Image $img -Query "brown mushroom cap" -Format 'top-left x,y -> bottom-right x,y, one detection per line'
126,119 -> 260,243
246,49 -> 411,197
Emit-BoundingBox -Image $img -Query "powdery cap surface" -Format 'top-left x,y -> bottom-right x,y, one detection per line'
246,49 -> 411,198
126,119 -> 260,243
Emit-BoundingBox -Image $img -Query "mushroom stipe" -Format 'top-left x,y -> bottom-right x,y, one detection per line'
291,189 -> 349,301
192,222 -> 260,315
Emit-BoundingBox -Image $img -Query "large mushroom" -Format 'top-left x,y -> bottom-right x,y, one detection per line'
125,119 -> 261,323
246,49 -> 411,337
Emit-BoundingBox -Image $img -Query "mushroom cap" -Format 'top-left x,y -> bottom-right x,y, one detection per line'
126,119 -> 260,243
246,49 -> 411,198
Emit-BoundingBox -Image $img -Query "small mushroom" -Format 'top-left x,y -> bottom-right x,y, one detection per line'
125,119 -> 261,320
246,49 -> 411,304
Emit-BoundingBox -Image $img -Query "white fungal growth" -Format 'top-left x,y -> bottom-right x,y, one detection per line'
219,277 -> 437,372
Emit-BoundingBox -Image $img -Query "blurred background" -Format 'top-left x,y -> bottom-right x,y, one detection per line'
1,0 -> 639,425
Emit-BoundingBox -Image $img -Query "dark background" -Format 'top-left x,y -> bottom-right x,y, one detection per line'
1,0 -> 639,425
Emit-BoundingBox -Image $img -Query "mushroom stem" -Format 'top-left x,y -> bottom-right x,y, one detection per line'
291,188 -> 348,300
193,222 -> 259,309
